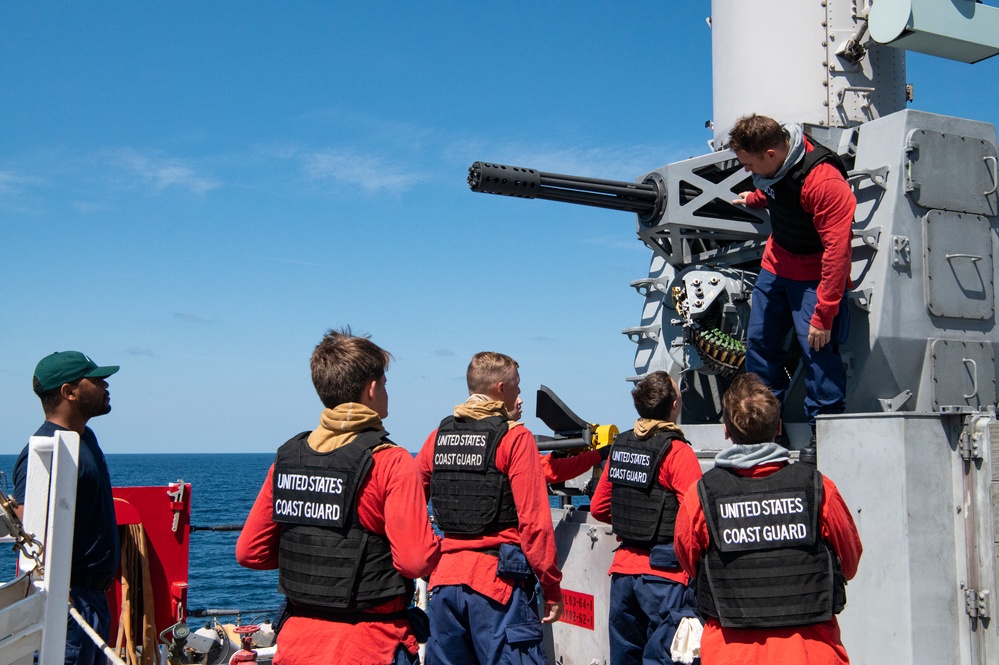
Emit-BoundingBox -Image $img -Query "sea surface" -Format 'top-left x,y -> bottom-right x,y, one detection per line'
0,452 -> 284,622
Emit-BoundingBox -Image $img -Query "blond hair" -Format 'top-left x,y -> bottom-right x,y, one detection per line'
466,351 -> 519,395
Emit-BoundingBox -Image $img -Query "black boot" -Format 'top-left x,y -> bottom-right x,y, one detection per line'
799,428 -> 817,466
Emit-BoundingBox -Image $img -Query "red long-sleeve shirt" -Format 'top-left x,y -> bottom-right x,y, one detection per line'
744,139 -> 856,330
540,449 -> 603,484
590,436 -> 702,584
674,463 -> 863,665
236,446 -> 441,665
416,423 -> 562,605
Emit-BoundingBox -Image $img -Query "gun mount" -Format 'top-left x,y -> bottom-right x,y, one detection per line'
474,3 -> 999,665
534,385 -> 617,454
468,156 -> 770,404
471,111 -> 999,428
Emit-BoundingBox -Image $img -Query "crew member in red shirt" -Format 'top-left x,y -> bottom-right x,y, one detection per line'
590,371 -> 702,665
540,447 -> 605,484
236,328 -> 441,665
417,351 -> 563,665
674,372 -> 862,665
507,393 -> 607,485
730,114 -> 856,447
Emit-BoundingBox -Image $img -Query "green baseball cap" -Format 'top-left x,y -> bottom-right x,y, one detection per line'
32,351 -> 120,394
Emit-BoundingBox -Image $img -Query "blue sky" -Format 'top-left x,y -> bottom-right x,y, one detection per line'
2,3 -> 997,455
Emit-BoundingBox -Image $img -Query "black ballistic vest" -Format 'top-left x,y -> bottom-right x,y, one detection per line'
764,140 -> 849,256
430,415 -> 518,536
273,429 -> 409,611
608,430 -> 686,549
695,463 -> 847,628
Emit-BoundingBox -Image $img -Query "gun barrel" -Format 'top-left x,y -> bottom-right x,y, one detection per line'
535,436 -> 591,452
468,161 -> 663,218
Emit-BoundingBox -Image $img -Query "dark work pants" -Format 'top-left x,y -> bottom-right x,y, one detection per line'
67,587 -> 110,665
423,583 -> 545,665
608,574 -> 696,665
745,268 -> 849,425
393,645 -> 420,665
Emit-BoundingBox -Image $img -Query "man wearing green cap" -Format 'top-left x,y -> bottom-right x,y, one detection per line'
13,351 -> 121,665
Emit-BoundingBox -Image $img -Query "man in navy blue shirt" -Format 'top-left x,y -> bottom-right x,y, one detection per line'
14,351 -> 120,665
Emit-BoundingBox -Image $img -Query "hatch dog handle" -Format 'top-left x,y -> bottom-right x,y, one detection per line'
946,253 -> 983,263
985,156 -> 998,196
963,358 -> 979,400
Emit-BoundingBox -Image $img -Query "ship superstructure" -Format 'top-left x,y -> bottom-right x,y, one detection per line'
472,1 -> 999,662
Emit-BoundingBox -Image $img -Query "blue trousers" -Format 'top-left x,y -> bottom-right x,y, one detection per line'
423,584 -> 545,665
609,574 -> 697,665
67,587 -> 111,665
393,646 -> 419,665
745,268 -> 849,425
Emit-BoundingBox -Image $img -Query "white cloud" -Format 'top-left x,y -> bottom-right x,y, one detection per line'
0,170 -> 45,197
448,138 -> 703,184
103,148 -> 222,194
301,149 -> 425,193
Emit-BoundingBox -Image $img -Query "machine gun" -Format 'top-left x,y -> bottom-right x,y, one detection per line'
467,161 -> 665,223
534,385 -> 617,455
533,385 -> 617,500
469,160 -> 758,387
466,160 -> 765,232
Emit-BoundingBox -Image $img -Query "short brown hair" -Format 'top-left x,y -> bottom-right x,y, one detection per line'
466,352 -> 518,395
728,114 -> 786,154
311,327 -> 391,408
722,372 -> 781,444
632,371 -> 679,420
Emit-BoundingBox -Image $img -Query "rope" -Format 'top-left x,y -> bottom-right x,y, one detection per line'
115,523 -> 157,665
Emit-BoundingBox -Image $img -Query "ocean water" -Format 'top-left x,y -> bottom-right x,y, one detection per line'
0,452 -> 284,621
